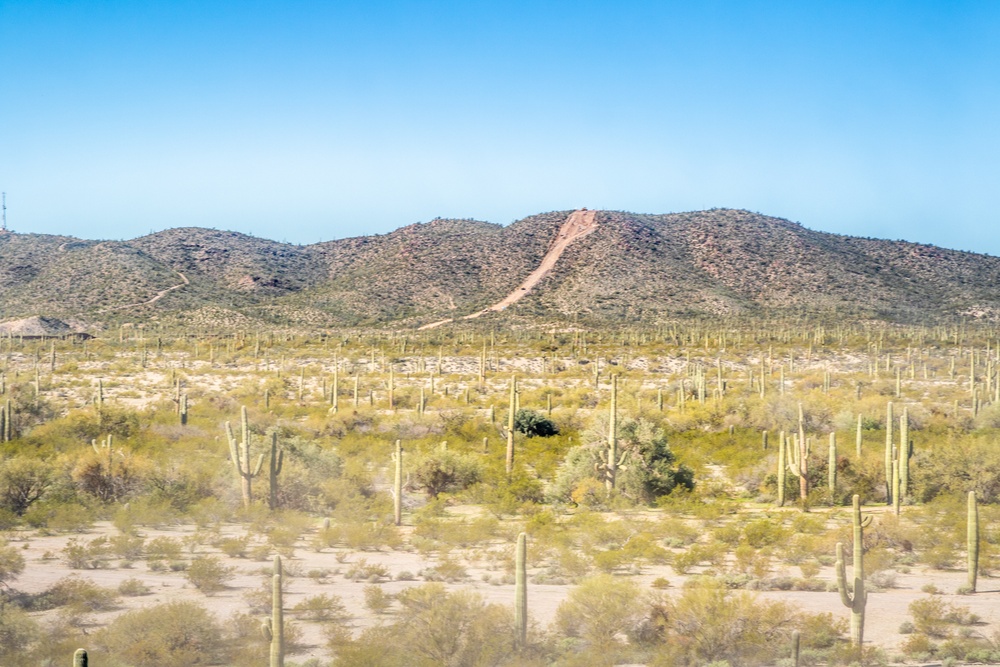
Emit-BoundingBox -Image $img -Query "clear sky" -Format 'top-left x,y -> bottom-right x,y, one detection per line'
1,1 -> 998,254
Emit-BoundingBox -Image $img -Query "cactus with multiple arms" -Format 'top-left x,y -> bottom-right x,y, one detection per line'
836,494 -> 872,647
225,406 -> 264,508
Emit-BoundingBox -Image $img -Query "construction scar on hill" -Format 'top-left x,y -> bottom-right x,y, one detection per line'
418,209 -> 598,330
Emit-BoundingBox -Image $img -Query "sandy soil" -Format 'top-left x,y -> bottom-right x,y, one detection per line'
7,505 -> 997,664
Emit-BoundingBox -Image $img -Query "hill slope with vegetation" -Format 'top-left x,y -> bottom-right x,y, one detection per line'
1,209 -> 998,327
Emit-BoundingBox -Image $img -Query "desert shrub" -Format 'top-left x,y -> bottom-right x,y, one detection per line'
109,533 -> 145,560
34,575 -> 119,612
0,457 -> 55,515
0,538 -> 26,585
43,501 -> 96,532
118,577 -> 151,596
186,556 -> 235,594
292,593 -> 349,621
332,583 -> 515,667
217,535 -> 250,558
553,418 -> 694,505
364,584 -> 393,614
649,579 -> 801,666
0,605 -> 38,666
145,536 -> 184,560
555,574 -> 645,648
344,557 -> 390,582
422,556 -> 468,582
62,536 -> 112,569
411,450 -> 481,498
514,409 -> 559,437
95,600 -> 227,666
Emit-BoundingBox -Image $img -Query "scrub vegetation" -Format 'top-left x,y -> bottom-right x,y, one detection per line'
1,320 -> 999,666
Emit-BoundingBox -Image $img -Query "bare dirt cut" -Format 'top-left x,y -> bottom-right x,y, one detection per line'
418,209 -> 598,330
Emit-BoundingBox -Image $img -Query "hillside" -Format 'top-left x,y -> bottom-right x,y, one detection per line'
1,209 -> 998,328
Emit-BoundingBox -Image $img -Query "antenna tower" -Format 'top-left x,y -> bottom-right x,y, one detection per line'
1,193 -> 6,231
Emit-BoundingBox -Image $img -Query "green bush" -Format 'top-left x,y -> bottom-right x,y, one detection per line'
555,574 -> 644,648
0,605 -> 38,666
411,450 -> 481,498
332,583 -> 515,667
649,580 -> 802,666
34,575 -> 119,612
292,593 -> 349,621
95,600 -> 227,666
0,539 -> 25,586
186,556 -> 235,594
514,409 -> 559,437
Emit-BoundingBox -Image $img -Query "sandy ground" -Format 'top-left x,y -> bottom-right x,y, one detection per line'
7,506 -> 997,664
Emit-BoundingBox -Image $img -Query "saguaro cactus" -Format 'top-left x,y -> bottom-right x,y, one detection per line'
884,401 -> 894,504
92,435 -> 114,477
968,490 -> 979,592
73,649 -> 88,666
855,414 -> 863,458
0,398 -> 10,442
828,432 -> 837,499
899,407 -> 910,500
515,532 -> 528,647
267,431 -> 284,511
506,375 -> 517,475
392,440 -> 403,526
179,393 -> 188,425
777,431 -> 786,507
606,375 -> 619,492
836,495 -> 872,647
262,555 -> 285,667
225,406 -> 264,508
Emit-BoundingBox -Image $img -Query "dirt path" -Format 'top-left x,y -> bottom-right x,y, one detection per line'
418,209 -> 598,330
97,271 -> 189,313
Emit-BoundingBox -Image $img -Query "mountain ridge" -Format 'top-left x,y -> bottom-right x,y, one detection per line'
1,209 -> 998,328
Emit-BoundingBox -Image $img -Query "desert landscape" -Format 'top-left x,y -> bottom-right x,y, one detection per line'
2,319 -> 999,666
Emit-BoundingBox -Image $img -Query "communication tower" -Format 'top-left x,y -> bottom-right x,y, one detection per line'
1,193 -> 6,231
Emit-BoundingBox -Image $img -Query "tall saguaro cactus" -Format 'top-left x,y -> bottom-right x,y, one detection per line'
515,532 -> 528,647
776,431 -> 786,507
73,649 -> 88,666
506,375 -> 517,475
884,402 -> 894,504
968,490 -> 979,592
262,555 -> 285,667
836,494 -> 872,647
225,406 -> 264,508
393,440 -> 403,526
828,432 -> 837,499
267,431 -> 284,511
899,407 -> 910,500
606,374 -> 619,492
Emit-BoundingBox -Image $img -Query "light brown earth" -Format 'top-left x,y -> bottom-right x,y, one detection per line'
9,506 -> 998,665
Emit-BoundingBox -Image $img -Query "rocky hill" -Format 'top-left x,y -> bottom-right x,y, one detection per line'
1,209 -> 997,328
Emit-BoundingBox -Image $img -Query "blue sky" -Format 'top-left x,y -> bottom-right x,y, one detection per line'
1,1 -> 998,254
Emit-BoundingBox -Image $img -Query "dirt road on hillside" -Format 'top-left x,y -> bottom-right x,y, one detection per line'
418,209 -> 598,330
